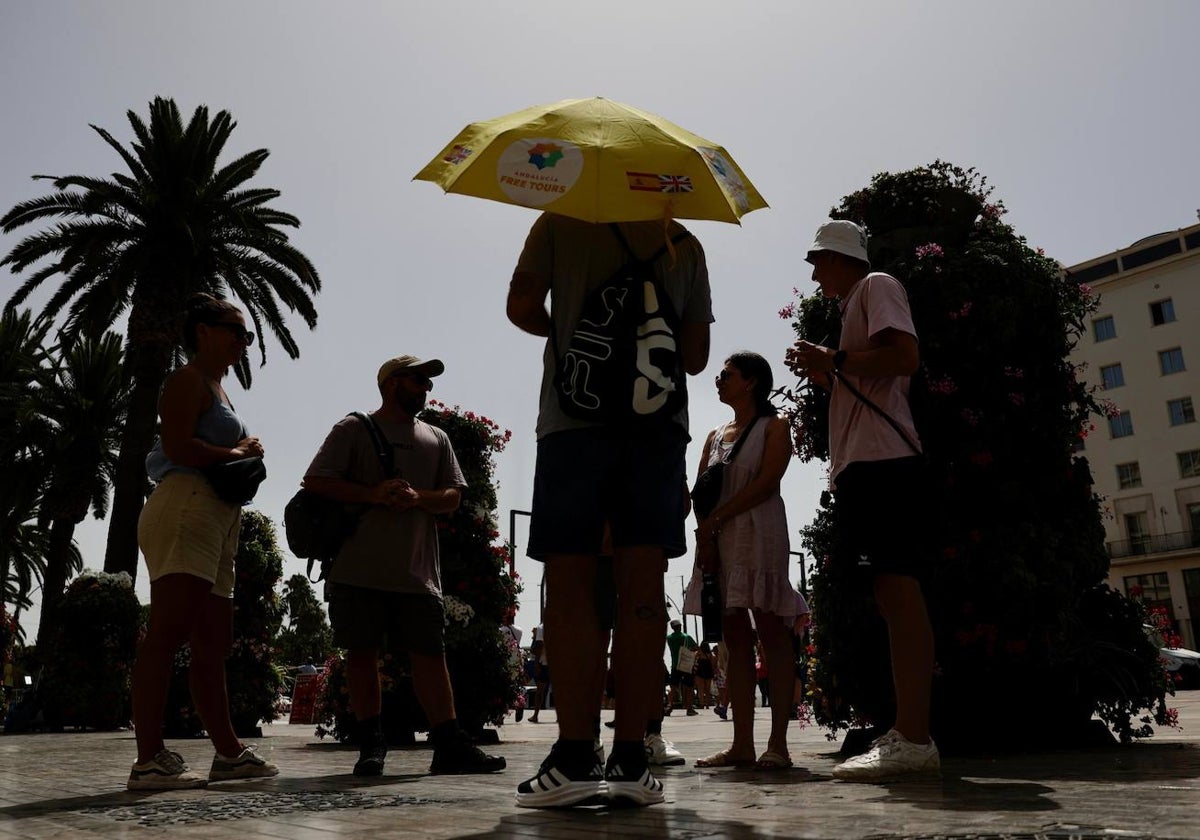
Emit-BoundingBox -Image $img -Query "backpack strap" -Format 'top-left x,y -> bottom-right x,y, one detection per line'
723,416 -> 761,463
830,372 -> 922,457
609,223 -> 693,264
350,411 -> 395,477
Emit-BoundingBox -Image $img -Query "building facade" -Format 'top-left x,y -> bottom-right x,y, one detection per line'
1068,221 -> 1200,649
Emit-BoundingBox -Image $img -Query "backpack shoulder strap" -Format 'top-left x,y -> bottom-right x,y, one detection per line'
349,411 -> 395,476
725,416 -> 761,463
609,223 -> 693,264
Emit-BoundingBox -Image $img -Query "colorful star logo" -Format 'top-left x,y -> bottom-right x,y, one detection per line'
527,142 -> 564,170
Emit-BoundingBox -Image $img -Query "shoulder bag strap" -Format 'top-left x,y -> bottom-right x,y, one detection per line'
724,415 -> 761,463
831,371 -> 922,457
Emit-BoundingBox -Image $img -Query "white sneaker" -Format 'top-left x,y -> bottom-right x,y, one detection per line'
644,733 -> 685,766
128,749 -> 208,790
832,729 -> 940,781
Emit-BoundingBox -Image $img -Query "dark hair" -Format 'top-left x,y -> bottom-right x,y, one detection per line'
182,293 -> 241,352
726,351 -> 778,417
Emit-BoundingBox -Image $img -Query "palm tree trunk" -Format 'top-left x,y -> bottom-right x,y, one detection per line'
37,517 -> 75,643
102,363 -> 166,577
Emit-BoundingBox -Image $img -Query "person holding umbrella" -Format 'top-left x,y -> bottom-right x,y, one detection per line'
506,213 -> 713,807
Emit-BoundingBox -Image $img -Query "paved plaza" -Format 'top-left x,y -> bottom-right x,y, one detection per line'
1,691 -> 1197,840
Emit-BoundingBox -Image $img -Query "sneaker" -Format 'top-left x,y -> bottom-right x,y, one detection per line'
353,736 -> 388,777
515,745 -> 605,808
685,708 -> 698,716
430,737 -> 507,775
604,757 -> 664,806
644,733 -> 685,766
713,705 -> 728,720
128,749 -> 208,790
831,729 -> 940,782
209,745 -> 279,781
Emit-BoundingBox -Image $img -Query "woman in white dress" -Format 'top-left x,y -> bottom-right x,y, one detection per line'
685,351 -> 809,769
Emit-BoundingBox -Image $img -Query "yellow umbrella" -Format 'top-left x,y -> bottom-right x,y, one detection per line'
413,97 -> 767,224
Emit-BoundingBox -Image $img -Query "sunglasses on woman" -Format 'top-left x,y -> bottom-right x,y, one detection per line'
209,321 -> 256,346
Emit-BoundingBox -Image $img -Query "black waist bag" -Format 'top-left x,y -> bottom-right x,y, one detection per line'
202,456 -> 266,506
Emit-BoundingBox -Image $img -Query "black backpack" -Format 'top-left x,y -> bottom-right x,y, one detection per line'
552,223 -> 692,425
284,411 -> 392,582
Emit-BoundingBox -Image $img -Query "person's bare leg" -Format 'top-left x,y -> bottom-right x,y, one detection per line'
188,592 -> 241,757
132,574 -> 205,763
410,651 -> 456,727
611,547 -> 666,743
544,555 -> 602,741
754,609 -> 797,758
720,610 -> 757,760
873,573 -> 934,743
345,648 -> 382,721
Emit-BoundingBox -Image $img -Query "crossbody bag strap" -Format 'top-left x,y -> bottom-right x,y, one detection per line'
723,415 -> 760,463
830,371 -> 922,457
350,411 -> 395,477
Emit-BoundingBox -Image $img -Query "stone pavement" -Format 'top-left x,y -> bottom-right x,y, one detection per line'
1,691 -> 1197,840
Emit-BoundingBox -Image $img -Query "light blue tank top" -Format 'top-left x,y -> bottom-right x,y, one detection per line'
146,383 -> 249,481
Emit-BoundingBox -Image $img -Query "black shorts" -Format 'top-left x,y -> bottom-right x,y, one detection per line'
833,456 -> 931,582
669,670 -> 694,688
327,583 -> 446,656
529,426 -> 688,559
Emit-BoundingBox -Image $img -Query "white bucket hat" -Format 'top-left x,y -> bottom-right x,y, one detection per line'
805,220 -> 870,266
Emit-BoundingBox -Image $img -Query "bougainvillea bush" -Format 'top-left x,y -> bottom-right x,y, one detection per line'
314,401 -> 523,741
782,162 -> 1172,749
0,606 -> 17,724
38,570 -> 141,730
163,510 -> 286,737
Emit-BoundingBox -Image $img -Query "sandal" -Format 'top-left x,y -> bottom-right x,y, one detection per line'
695,749 -> 756,768
754,749 -> 793,770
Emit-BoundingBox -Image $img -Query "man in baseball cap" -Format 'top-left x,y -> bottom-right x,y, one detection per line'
788,218 -> 938,782
302,354 -> 506,778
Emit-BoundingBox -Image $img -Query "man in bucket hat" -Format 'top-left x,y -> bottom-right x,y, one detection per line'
787,220 -> 940,781
302,355 -> 506,777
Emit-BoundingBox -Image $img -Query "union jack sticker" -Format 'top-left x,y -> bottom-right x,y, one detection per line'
658,174 -> 693,193
444,144 -> 473,165
626,172 -> 693,193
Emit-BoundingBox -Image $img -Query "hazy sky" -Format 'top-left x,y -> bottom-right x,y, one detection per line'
3,1 -> 1198,640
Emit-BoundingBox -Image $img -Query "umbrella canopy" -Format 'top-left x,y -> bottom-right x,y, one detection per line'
413,97 -> 767,224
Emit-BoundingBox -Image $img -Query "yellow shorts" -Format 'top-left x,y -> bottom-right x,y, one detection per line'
138,471 -> 241,598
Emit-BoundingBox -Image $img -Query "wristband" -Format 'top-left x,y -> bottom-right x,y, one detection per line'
832,350 -> 848,371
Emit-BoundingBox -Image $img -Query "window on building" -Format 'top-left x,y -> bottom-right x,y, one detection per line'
1116,462 -> 1142,489
1125,512 -> 1151,555
1184,568 -> 1200,629
1189,505 -> 1200,547
1169,397 -> 1196,427
1126,571 -> 1173,617
1150,299 -> 1176,326
1100,363 -> 1125,390
1160,347 -> 1186,375
1093,316 -> 1116,342
1180,449 -> 1200,478
1108,411 -> 1134,438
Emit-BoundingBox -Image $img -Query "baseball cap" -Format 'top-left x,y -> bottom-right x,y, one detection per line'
377,355 -> 446,387
805,220 -> 870,266
670,620 -> 682,629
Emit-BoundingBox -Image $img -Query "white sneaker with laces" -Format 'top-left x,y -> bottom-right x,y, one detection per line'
209,745 -> 279,781
832,729 -> 940,781
644,733 -> 685,766
128,749 -> 208,790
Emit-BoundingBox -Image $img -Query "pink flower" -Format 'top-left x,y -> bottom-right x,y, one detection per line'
915,243 -> 944,259
1008,393 -> 1025,406
778,303 -> 796,319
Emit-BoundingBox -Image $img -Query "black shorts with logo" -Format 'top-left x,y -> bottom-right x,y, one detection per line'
327,583 -> 446,655
833,456 -> 931,583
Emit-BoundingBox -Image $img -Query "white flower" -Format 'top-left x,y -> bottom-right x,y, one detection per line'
443,595 -> 475,628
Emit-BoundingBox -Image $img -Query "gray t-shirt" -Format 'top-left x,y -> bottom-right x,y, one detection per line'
304,414 -> 466,595
514,214 -> 715,439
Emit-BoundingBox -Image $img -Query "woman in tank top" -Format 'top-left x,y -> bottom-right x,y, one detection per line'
685,351 -> 809,771
128,293 -> 277,790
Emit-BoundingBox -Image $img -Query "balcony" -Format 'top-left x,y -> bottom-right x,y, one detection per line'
1107,530 -> 1200,559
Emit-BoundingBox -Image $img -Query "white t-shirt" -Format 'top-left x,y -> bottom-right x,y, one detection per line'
532,624 -> 548,665
829,273 -> 922,486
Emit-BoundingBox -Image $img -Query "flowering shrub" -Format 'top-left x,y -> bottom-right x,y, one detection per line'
783,162 -> 1169,748
0,606 -> 16,723
38,570 -> 140,730
313,402 -> 523,740
163,511 -> 286,737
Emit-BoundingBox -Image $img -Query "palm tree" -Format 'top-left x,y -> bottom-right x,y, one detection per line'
0,309 -> 51,627
34,331 -> 130,642
1,97 -> 320,577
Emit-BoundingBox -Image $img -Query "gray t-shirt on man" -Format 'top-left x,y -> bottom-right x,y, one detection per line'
304,414 -> 466,596
514,213 -> 714,440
